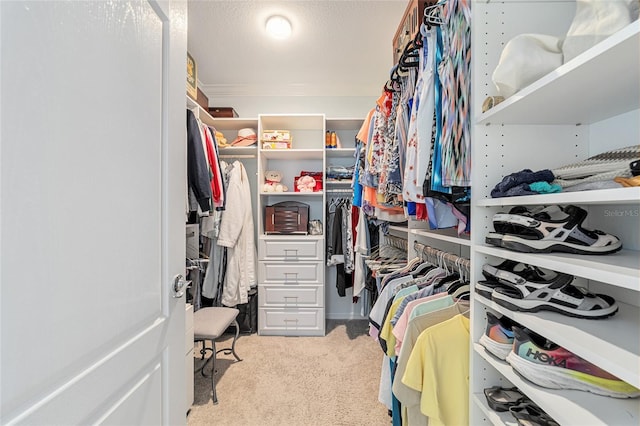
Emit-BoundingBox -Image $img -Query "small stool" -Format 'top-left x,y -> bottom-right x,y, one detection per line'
193,307 -> 242,404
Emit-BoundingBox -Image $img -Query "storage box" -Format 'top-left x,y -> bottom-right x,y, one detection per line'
294,172 -> 323,192
196,88 -> 209,111
262,141 -> 291,149
209,107 -> 239,118
263,129 -> 291,141
265,201 -> 309,235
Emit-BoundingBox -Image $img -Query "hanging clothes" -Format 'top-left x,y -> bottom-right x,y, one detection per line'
202,160 -> 234,302
438,0 -> 472,187
186,109 -> 212,213
217,161 -> 257,307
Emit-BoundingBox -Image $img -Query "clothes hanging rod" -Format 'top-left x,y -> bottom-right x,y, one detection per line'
413,241 -> 470,273
326,188 -> 353,193
384,233 -> 408,252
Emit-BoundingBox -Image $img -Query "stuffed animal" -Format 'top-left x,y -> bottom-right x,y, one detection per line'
263,170 -> 288,192
296,175 -> 316,192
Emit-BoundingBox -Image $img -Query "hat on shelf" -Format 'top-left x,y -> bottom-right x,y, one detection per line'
231,128 -> 257,147
215,130 -> 229,147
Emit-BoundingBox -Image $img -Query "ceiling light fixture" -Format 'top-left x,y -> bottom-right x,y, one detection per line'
265,15 -> 292,40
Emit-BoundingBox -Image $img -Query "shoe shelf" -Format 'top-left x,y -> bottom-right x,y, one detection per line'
474,343 -> 640,426
475,294 -> 640,389
476,187 -> 640,208
476,21 -> 639,127
475,245 -> 639,292
471,392 -> 517,426
410,228 -> 472,247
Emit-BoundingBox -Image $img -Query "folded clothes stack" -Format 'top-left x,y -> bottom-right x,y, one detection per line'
490,145 -> 640,197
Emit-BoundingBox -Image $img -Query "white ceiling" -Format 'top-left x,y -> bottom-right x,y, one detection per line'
187,0 -> 408,99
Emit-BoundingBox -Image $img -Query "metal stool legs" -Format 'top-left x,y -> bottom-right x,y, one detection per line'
196,319 -> 242,404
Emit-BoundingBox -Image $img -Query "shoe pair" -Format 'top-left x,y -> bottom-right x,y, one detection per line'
484,386 -> 559,426
480,312 -> 640,398
486,204 -> 622,255
477,259 -> 618,319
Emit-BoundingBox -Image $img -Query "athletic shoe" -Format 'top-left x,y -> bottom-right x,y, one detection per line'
489,268 -> 618,319
479,311 -> 518,360
487,204 -> 622,255
506,327 -> 640,398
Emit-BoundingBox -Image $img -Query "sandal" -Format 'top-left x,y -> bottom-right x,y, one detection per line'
490,205 -> 622,255
509,402 -> 559,426
477,261 -> 556,299
483,386 -> 527,412
490,269 -> 619,319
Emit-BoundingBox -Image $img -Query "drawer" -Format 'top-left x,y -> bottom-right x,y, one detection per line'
258,307 -> 325,336
259,262 -> 323,284
259,238 -> 323,260
258,285 -> 323,307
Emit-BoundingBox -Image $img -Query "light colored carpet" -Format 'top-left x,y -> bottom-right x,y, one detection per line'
187,320 -> 390,426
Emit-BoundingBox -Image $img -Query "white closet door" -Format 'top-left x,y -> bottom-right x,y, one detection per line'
0,1 -> 187,424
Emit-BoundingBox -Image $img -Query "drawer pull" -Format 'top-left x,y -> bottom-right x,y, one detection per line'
284,249 -> 298,256
283,272 -> 299,280
283,319 -> 299,323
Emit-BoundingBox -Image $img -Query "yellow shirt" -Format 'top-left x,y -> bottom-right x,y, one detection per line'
378,295 -> 407,358
401,314 -> 470,426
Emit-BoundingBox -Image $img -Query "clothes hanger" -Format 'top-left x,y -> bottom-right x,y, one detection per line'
451,284 -> 471,300
399,40 -> 419,67
424,0 -> 446,29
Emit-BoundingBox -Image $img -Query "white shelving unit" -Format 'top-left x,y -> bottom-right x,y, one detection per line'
324,117 -> 365,320
257,114 -> 327,336
470,2 -> 640,425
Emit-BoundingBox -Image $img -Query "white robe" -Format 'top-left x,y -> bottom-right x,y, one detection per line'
217,161 -> 257,307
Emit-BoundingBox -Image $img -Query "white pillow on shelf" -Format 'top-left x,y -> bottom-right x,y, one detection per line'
562,0 -> 640,63
492,34 -> 563,98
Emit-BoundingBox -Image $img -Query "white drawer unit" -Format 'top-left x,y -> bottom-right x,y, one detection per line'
259,285 -> 323,307
256,114 -> 327,336
259,307 -> 325,336
259,261 -> 323,284
258,238 -> 323,261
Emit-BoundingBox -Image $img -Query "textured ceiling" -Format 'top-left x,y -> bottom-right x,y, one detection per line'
187,0 -> 407,98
